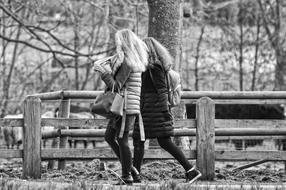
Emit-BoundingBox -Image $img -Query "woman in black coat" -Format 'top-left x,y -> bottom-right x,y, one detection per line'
132,37 -> 201,184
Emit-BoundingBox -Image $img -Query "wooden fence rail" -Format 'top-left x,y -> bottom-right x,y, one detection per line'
1,91 -> 286,180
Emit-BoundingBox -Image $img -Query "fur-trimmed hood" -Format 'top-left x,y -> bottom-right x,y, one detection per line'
144,37 -> 173,72
147,52 -> 173,72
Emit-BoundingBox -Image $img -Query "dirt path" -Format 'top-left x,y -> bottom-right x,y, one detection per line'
0,159 -> 285,184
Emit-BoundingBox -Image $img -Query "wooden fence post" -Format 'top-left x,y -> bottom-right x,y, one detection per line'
58,98 -> 70,170
172,102 -> 189,149
196,97 -> 215,180
23,96 -> 41,179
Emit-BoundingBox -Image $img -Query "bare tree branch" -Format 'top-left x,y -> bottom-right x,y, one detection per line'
257,0 -> 277,49
40,68 -> 65,93
0,2 -> 109,59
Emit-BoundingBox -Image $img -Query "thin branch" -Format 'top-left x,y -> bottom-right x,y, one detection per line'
0,33 -> 66,59
194,26 -> 205,91
0,33 -> 113,59
25,25 -> 87,56
81,0 -> 105,11
257,0 -> 276,49
39,68 -> 65,93
0,3 -> 63,57
14,57 -> 53,90
0,2 -> 106,59
251,17 -> 261,91
275,0 -> 281,42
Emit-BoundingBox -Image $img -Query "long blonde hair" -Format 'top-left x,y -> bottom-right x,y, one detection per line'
143,37 -> 173,71
115,29 -> 148,72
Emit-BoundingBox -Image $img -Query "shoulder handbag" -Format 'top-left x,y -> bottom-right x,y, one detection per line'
90,84 -> 124,118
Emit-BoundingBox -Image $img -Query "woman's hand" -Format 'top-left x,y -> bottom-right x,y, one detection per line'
93,62 -> 106,73
93,56 -> 115,73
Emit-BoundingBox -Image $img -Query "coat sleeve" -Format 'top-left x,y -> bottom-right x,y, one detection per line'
101,63 -> 131,92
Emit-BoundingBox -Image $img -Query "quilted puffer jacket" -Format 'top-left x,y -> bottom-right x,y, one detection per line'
101,62 -> 142,115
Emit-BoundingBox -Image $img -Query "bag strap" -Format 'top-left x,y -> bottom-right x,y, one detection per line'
111,83 -> 115,93
119,112 -> 126,138
148,68 -> 158,93
164,71 -> 171,104
119,89 -> 127,138
138,113 -> 145,141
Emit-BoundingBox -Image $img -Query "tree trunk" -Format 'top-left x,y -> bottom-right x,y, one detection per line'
0,9 -> 8,117
238,15 -> 244,91
274,51 -> 286,91
194,26 -> 205,91
74,6 -> 80,90
1,26 -> 21,117
147,0 -> 182,66
147,0 -> 188,148
0,6 -> 24,117
251,18 -> 261,91
258,0 -> 285,91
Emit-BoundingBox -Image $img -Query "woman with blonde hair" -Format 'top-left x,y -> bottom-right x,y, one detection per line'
132,37 -> 201,184
93,29 -> 148,185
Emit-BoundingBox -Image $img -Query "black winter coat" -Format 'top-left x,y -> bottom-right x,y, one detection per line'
133,62 -> 174,139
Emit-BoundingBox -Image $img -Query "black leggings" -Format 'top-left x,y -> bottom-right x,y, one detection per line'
105,115 -> 136,176
133,137 -> 193,173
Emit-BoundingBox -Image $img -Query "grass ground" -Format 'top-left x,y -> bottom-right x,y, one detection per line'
1,178 -> 286,190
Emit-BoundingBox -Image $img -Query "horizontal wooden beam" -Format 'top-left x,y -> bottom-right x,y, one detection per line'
41,118 -> 109,129
215,119 -> 286,128
41,118 -> 197,129
40,149 -> 286,161
30,90 -> 286,100
42,129 -> 61,139
47,133 -> 286,141
41,148 -> 196,160
41,118 -> 286,129
215,128 -> 286,136
0,150 -> 22,158
0,118 -> 23,127
182,91 -> 286,99
42,119 -> 286,130
1,149 -> 286,162
2,118 -> 286,137
31,91 -> 103,100
183,99 -> 286,104
216,150 -> 286,161
211,135 -> 286,141
53,127 -> 286,138
0,148 -> 194,160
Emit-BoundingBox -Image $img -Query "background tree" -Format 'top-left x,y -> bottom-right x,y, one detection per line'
0,0 -> 285,116
258,0 -> 286,90
147,0 -> 182,68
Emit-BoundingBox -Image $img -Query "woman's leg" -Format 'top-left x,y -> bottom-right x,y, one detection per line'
157,136 -> 193,171
117,130 -> 132,177
105,117 -> 139,178
133,138 -> 145,173
104,118 -> 120,158
117,115 -> 136,179
157,136 -> 201,183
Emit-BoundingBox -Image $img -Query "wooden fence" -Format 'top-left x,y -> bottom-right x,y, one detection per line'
1,91 -> 286,180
